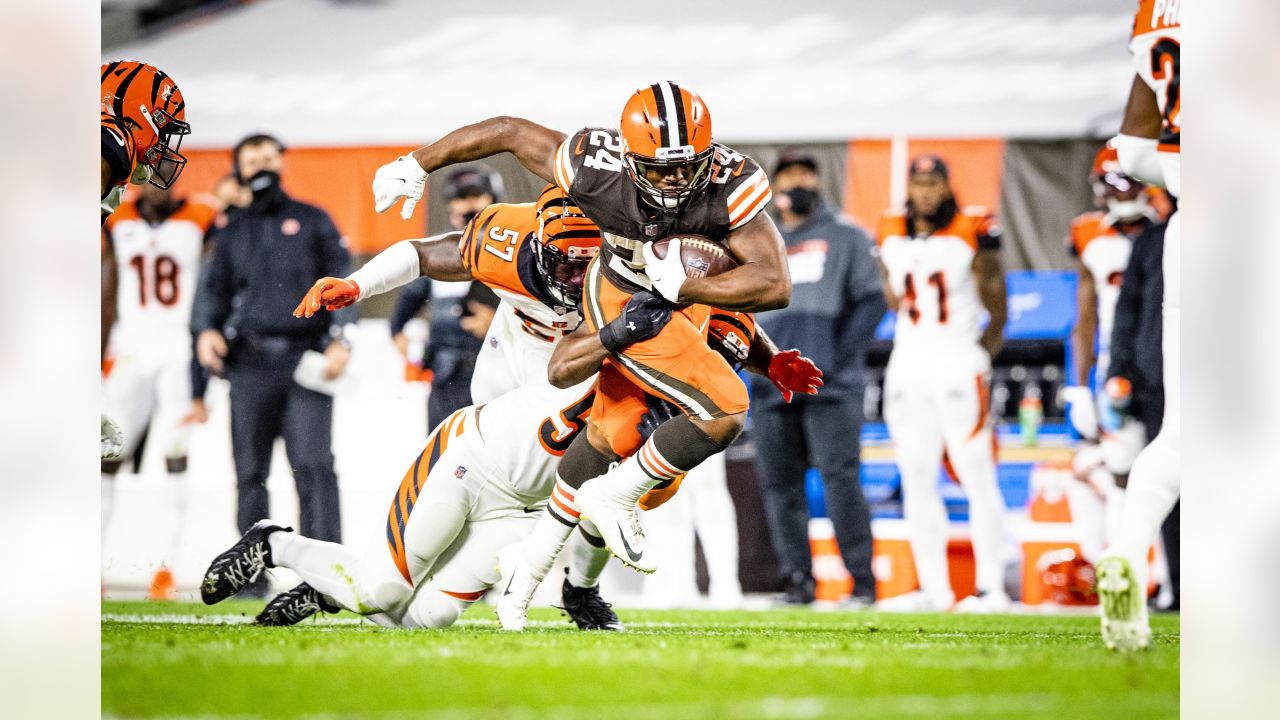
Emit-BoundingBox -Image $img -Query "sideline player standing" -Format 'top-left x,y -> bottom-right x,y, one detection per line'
876,156 -> 1009,613
101,182 -> 214,597
1096,0 -> 1181,652
1064,144 -> 1160,555
101,60 -> 191,459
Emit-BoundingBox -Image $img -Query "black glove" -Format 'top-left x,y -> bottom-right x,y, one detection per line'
636,395 -> 681,442
598,290 -> 673,354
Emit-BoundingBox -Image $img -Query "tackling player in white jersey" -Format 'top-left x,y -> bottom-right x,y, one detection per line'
875,155 -> 1010,613
102,182 -> 215,597
1064,143 -> 1162,558
198,188 -> 657,628
1096,0 -> 1181,652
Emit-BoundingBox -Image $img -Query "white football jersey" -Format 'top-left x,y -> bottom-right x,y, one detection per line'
1130,0 -> 1180,197
876,206 -> 1001,353
1069,212 -> 1133,377
104,200 -> 215,353
474,374 -> 596,503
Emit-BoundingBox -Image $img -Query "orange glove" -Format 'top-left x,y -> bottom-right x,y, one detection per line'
768,349 -> 824,403
293,277 -> 361,318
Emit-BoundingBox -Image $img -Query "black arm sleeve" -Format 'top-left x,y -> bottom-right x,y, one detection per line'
317,211 -> 358,330
190,226 -> 233,335
390,278 -> 432,335
1106,237 -> 1147,382
190,347 -> 209,399
101,125 -> 132,191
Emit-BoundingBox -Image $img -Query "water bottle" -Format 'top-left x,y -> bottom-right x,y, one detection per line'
1019,384 -> 1043,446
1100,376 -> 1132,432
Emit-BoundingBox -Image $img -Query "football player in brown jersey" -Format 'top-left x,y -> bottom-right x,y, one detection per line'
371,82 -> 820,615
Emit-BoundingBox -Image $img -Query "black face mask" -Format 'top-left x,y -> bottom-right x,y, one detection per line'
460,209 -> 480,226
245,170 -> 284,211
784,187 -> 820,216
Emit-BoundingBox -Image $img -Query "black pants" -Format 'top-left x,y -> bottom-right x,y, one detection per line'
752,392 -> 876,598
227,341 -> 341,542
427,349 -> 477,430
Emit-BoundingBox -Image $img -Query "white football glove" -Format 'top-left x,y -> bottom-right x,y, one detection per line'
372,155 -> 428,220
1063,385 -> 1098,440
640,239 -> 687,303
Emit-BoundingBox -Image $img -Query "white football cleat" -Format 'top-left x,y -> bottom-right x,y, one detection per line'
1096,554 -> 1152,652
101,414 -> 123,460
875,590 -> 951,613
494,545 -> 537,632
574,480 -> 656,574
953,590 -> 1013,614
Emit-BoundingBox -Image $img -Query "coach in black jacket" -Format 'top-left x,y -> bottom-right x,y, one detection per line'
751,150 -> 887,605
192,134 -> 354,557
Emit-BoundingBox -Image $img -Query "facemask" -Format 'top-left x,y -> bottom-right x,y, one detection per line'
246,170 -> 284,210
460,209 -> 480,226
784,187 -> 820,216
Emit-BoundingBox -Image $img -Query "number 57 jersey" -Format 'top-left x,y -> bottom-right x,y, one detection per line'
876,206 -> 1001,354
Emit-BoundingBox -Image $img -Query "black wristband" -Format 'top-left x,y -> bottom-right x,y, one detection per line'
598,322 -> 625,354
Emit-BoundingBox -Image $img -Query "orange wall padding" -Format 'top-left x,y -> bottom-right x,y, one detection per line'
843,139 -> 1006,230
177,146 -> 424,255
173,139 -> 1005,254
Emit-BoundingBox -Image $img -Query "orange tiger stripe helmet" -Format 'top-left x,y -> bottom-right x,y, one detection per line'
619,81 -> 714,209
534,185 -> 602,309
707,310 -> 756,369
101,60 -> 190,188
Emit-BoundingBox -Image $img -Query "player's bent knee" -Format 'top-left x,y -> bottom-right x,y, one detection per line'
401,591 -> 468,629
691,411 -> 745,447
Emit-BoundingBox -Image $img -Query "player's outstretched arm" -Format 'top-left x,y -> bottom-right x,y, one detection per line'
1113,75 -> 1165,186
546,291 -> 673,388
974,248 -> 1007,360
1071,257 -> 1099,386
745,325 -> 823,403
293,232 -> 468,318
646,212 -> 792,311
373,117 -> 566,219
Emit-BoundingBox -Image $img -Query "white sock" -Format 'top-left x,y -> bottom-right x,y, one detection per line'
1112,429 -> 1180,589
157,470 -> 187,568
566,525 -> 610,589
687,453 -> 742,602
597,438 -> 687,505
522,478 -> 579,580
267,531 -> 363,612
101,474 -> 116,549
901,469 -> 952,604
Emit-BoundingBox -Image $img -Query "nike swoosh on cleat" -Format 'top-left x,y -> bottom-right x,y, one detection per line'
617,525 -> 644,563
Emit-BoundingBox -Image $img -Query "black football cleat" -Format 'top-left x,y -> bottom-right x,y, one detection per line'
200,519 -> 291,605
255,583 -> 340,626
560,570 -> 624,631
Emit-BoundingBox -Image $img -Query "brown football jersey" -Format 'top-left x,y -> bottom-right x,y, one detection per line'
552,127 -> 771,291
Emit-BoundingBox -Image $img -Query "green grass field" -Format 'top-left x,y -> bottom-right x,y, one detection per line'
102,600 -> 1178,719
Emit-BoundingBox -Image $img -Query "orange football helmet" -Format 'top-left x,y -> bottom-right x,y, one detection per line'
1090,141 -> 1151,222
101,60 -> 190,188
534,185 -> 602,308
707,310 -> 756,368
619,82 -> 714,209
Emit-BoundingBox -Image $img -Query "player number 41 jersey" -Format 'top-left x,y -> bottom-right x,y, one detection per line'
876,207 -> 1001,351
1131,0 -> 1180,197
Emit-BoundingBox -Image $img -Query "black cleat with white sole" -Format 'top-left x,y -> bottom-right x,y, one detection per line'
560,570 -> 624,631
200,519 -> 291,605
255,582 -> 340,626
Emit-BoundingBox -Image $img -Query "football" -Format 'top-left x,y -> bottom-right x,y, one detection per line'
649,234 -> 739,279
